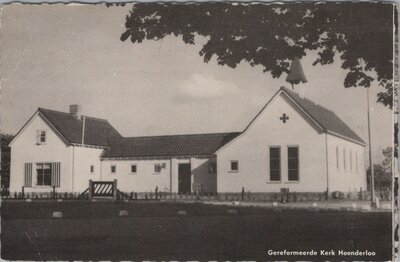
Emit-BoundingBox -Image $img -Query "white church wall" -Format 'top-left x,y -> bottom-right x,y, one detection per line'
326,134 -> 367,192
216,93 -> 328,193
9,114 -> 73,193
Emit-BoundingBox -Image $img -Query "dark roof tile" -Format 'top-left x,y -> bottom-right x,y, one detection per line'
102,132 -> 241,158
280,87 -> 365,144
38,108 -> 122,147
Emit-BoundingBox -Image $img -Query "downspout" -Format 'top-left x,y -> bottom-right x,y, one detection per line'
72,146 -> 75,193
81,116 -> 85,145
100,158 -> 103,181
325,133 -> 329,199
169,158 -> 172,195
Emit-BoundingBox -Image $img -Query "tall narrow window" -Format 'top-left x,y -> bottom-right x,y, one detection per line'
350,150 -> 353,172
269,147 -> 281,181
355,152 -> 358,173
111,165 -> 116,173
90,165 -> 94,174
336,147 -> 339,170
131,165 -> 137,173
288,146 -> 299,181
343,148 -> 346,171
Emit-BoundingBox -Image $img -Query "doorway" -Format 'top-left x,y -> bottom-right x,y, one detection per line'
178,163 -> 191,194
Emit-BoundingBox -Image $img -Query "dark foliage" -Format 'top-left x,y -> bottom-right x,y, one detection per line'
121,2 -> 395,108
1,133 -> 13,189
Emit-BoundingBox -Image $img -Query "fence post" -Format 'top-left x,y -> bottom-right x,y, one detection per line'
241,187 -> 245,201
113,179 -> 118,200
53,186 -> 56,199
21,186 -> 25,199
155,186 -> 158,199
89,180 -> 93,200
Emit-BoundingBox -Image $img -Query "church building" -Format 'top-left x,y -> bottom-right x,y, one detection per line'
9,87 -> 367,195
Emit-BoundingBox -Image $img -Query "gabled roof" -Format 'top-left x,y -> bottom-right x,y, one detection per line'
102,132 -> 241,158
38,108 -> 122,147
245,86 -> 365,145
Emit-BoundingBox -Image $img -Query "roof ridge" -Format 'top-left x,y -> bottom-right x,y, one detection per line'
38,107 -> 109,122
109,131 -> 242,141
280,86 -> 334,113
38,107 -> 72,116
82,115 -> 108,122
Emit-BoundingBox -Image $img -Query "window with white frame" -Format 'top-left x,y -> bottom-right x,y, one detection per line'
36,163 -> 51,186
36,130 -> 46,144
350,150 -> 353,172
336,146 -> 340,170
131,164 -> 137,174
230,160 -> 239,172
288,146 -> 299,181
269,147 -> 281,181
154,164 -> 162,173
356,152 -> 358,173
343,148 -> 346,171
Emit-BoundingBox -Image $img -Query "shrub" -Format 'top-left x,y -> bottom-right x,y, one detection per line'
331,191 -> 344,199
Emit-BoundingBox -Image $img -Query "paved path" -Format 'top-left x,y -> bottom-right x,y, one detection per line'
204,200 -> 392,212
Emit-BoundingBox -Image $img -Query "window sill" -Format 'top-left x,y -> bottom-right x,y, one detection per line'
152,173 -> 161,175
130,173 -> 137,175
284,181 -> 300,184
227,171 -> 238,173
267,181 -> 282,184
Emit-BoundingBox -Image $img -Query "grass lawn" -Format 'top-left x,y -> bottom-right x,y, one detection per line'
1,200 -> 392,261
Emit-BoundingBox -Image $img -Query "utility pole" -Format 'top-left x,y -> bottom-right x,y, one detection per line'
367,86 -> 376,207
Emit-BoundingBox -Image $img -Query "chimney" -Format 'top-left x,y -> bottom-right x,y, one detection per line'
69,104 -> 82,119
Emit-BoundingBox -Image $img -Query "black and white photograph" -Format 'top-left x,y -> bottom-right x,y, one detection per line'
0,1 -> 397,261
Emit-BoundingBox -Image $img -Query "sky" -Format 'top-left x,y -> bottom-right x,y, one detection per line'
0,4 -> 394,163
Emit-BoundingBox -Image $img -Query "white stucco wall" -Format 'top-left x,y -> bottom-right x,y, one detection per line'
216,93 -> 328,193
72,146 -> 103,192
100,157 -> 216,193
9,114 -> 73,193
326,134 -> 367,192
191,157 -> 217,193
100,159 -> 172,192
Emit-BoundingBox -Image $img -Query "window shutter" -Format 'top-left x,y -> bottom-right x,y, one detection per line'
51,162 -> 61,187
24,163 -> 32,187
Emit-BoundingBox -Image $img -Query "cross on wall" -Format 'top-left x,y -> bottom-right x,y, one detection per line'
280,113 -> 289,123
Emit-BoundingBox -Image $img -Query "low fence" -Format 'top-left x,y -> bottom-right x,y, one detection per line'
1,188 -> 390,202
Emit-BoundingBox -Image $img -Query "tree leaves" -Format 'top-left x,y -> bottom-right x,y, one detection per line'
121,2 -> 395,108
